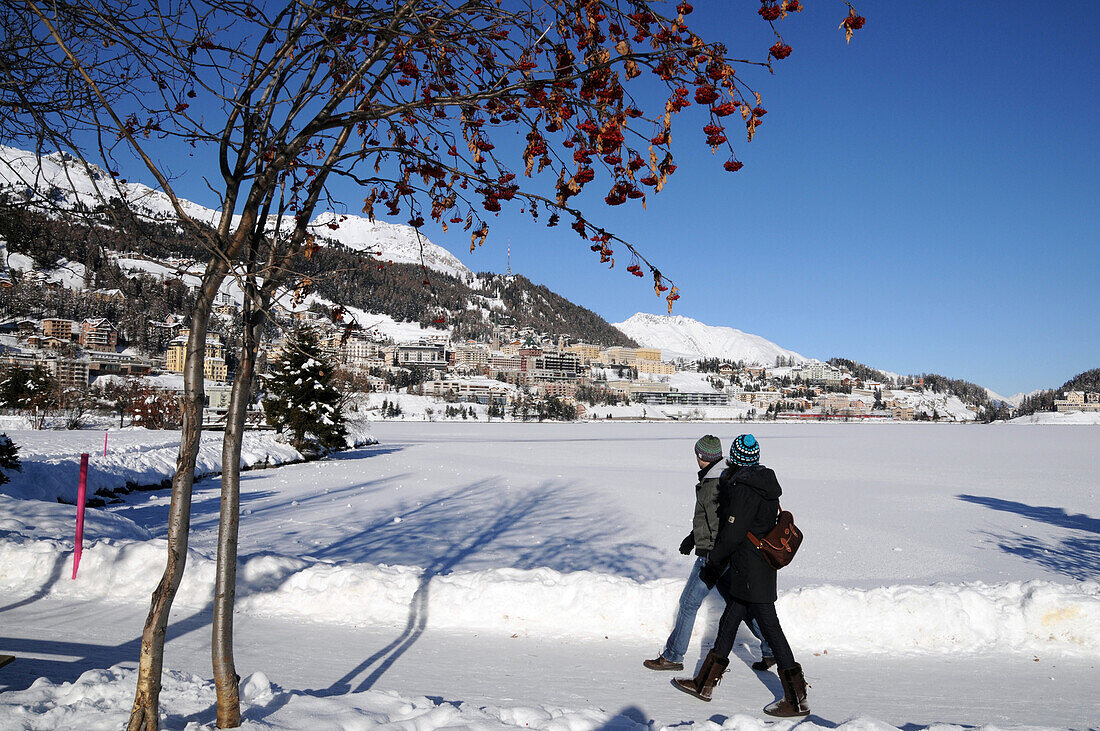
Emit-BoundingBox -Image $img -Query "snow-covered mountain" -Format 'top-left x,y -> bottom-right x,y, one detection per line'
310,212 -> 470,279
612,312 -> 807,365
986,388 -> 1038,408
0,144 -> 468,278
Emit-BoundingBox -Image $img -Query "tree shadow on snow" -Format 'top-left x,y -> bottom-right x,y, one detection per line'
957,494 -> 1100,534
307,476 -> 664,577
291,477 -> 663,699
0,604 -> 212,693
0,548 -> 65,615
957,494 -> 1100,581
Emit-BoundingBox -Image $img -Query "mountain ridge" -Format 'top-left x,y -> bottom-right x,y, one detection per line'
612,312 -> 807,366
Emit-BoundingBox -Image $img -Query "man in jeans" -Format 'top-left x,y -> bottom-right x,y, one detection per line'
644,435 -> 773,672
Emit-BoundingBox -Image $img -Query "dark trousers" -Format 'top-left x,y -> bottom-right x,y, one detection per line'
711,596 -> 797,671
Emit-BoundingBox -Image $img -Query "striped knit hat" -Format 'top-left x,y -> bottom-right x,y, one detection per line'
727,433 -> 760,467
694,434 -> 723,463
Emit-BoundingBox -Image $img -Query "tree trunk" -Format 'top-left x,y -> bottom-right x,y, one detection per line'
128,277 -> 221,731
212,295 -> 266,728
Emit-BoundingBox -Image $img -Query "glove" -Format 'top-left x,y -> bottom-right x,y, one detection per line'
678,533 -> 695,555
699,563 -> 722,589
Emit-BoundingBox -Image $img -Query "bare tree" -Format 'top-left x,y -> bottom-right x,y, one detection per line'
5,1 -> 863,728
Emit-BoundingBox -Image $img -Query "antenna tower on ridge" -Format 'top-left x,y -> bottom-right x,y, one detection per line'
506,240 -> 512,277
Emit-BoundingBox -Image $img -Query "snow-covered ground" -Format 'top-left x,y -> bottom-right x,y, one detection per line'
0,422 -> 1097,729
1008,411 -> 1100,425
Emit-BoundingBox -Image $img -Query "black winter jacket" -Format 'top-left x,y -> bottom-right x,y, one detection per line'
705,463 -> 783,603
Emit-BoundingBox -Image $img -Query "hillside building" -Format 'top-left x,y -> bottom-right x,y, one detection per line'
1055,391 -> 1100,412
165,331 -> 228,382
42,318 -> 76,341
79,318 -> 118,351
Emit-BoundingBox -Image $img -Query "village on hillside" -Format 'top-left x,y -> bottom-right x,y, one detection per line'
2,295 -> 1056,426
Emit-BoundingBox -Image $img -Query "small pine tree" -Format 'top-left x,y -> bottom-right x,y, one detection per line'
0,433 -> 21,486
263,327 -> 347,453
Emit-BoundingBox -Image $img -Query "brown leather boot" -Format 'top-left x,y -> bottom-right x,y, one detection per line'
764,663 -> 810,717
671,650 -> 729,702
643,655 -> 684,671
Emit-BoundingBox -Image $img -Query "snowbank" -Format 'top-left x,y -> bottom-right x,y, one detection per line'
1,663 -> 923,731
0,421 -> 374,502
1008,411 -> 1100,425
0,495 -> 150,542
1,430 -> 304,502
2,535 -> 1097,657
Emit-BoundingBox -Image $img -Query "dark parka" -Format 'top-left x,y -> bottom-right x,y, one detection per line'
685,459 -> 726,555
705,463 -> 783,603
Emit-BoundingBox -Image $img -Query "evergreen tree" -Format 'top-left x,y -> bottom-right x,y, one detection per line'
0,365 -> 55,428
263,328 -> 346,453
0,433 -> 21,486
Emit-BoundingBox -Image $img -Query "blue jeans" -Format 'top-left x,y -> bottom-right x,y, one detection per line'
661,557 -> 772,663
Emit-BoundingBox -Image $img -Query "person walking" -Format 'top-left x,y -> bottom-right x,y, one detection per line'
644,435 -> 773,672
671,434 -> 809,718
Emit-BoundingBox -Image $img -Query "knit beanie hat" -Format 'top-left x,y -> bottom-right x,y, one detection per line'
727,433 -> 760,466
694,434 -> 723,463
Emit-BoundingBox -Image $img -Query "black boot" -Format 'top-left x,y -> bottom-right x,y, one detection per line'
671,650 -> 729,702
764,663 -> 809,717
751,655 -> 776,672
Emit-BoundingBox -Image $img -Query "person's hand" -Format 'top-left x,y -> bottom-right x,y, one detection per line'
700,563 -> 721,589
678,534 -> 695,555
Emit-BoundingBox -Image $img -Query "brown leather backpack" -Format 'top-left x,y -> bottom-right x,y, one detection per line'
747,505 -> 802,569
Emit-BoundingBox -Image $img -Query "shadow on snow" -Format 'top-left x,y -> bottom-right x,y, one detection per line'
957,493 -> 1100,581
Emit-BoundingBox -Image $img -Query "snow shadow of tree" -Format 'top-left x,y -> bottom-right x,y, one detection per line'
283,477 -> 662,700
957,494 -> 1100,581
0,604 -> 212,693
310,477 -> 664,577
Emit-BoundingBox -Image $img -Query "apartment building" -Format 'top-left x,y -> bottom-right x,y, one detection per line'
394,342 -> 448,368
79,318 -> 118,351
423,377 -> 513,404
1055,391 -> 1100,412
165,331 -> 228,382
637,360 -> 676,375
42,318 -> 76,341
453,343 -> 490,369
635,390 -> 730,406
602,346 -> 638,366
565,342 -> 601,362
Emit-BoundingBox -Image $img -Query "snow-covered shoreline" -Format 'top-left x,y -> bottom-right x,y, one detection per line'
1,530 -> 1097,657
0,421 -> 375,502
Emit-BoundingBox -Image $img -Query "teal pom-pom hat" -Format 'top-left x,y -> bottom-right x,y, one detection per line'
727,433 -> 760,466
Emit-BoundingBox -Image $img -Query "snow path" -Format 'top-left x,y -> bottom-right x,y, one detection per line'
1,594 -> 1095,729
1,421 -> 1097,728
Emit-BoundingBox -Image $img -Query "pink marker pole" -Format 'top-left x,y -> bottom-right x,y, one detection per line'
103,431 -> 108,457
72,453 -> 89,580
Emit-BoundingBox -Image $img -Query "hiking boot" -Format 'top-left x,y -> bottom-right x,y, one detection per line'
643,655 -> 683,671
671,650 -> 729,702
764,663 -> 810,717
751,655 -> 777,672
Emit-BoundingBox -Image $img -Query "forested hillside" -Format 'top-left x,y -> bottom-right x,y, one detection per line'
0,203 -> 636,350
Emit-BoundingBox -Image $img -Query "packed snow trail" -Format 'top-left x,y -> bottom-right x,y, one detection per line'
0,593 -> 1096,729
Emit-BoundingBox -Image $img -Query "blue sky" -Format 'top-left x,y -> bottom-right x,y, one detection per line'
102,2 -> 1098,396
451,1 -> 1098,396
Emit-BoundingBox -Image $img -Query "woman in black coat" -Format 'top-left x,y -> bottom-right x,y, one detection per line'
671,434 -> 809,718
